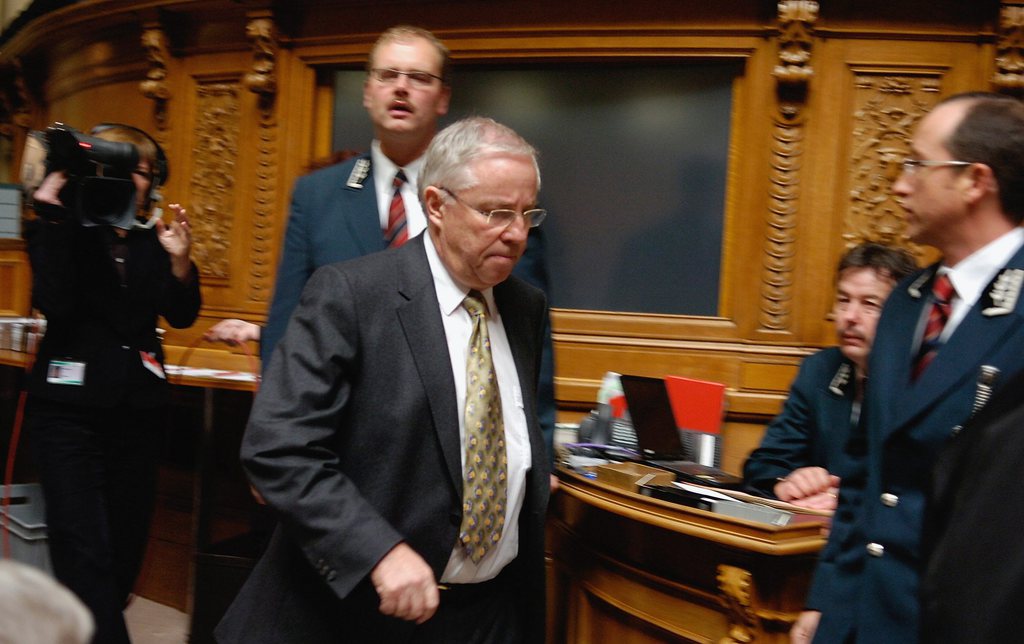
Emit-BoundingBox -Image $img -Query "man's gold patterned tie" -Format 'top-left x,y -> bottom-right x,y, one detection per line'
458,291 -> 508,563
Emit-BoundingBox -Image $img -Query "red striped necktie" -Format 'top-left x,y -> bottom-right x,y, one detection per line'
912,273 -> 955,380
384,169 -> 408,248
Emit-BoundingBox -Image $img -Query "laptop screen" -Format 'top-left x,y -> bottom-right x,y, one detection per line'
619,374 -> 687,459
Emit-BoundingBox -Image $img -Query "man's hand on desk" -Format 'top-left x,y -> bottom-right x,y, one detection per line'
371,543 -> 439,624
790,610 -> 820,644
204,319 -> 261,345
775,467 -> 840,511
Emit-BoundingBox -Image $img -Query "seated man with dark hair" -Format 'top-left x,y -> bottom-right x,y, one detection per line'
743,242 -> 916,509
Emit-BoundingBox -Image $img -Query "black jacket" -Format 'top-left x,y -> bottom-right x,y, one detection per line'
25,214 -> 201,409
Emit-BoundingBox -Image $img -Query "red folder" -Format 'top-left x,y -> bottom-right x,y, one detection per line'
663,375 -> 725,434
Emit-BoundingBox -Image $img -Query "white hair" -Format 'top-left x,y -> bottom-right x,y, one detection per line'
419,116 -> 540,203
0,560 -> 94,644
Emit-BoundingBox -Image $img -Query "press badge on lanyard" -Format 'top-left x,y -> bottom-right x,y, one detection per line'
46,360 -> 85,385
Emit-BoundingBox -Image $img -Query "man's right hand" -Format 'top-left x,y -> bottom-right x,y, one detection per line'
790,610 -> 821,644
774,467 -> 840,509
204,319 -> 261,345
370,543 -> 439,624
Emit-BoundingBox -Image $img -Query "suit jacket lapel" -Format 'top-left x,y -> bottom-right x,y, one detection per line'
885,247 -> 1024,436
337,154 -> 386,255
394,236 -> 463,492
869,278 -> 925,436
494,280 -> 547,472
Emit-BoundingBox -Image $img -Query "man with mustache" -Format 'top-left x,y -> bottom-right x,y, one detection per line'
743,243 -> 915,510
259,25 -> 451,363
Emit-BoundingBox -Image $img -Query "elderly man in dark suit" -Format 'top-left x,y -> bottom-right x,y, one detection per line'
792,92 -> 1024,644
206,25 -> 558,463
215,116 -> 550,643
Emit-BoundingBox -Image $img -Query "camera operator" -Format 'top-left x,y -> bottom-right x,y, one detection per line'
22,124 -> 200,644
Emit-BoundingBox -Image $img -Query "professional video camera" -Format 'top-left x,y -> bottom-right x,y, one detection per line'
21,123 -> 144,229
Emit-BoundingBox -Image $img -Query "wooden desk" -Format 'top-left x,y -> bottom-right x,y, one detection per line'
548,470 -> 826,643
0,349 -> 30,368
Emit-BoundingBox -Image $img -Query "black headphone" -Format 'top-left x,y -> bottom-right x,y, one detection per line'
89,123 -> 169,202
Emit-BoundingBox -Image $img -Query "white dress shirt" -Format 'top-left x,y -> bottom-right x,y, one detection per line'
423,235 -> 532,584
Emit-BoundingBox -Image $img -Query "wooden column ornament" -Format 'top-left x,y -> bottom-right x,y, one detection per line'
993,4 -> 1024,95
243,14 -> 278,114
242,12 -> 279,304
760,0 -> 818,333
140,22 -> 171,130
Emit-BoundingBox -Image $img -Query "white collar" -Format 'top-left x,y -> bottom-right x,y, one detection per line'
370,140 -> 426,188
424,233 -> 495,317
942,227 -> 1024,307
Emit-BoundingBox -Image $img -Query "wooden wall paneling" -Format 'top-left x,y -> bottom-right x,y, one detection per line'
174,53 -> 245,346
546,11 -> 817,443
746,0 -> 818,346
238,11 -> 281,323
0,243 -> 30,316
807,36 -> 999,269
162,45 -> 279,367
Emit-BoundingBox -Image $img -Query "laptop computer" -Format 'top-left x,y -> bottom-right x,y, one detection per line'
618,374 -> 742,488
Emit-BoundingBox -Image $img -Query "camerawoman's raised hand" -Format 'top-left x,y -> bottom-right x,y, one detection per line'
156,204 -> 193,282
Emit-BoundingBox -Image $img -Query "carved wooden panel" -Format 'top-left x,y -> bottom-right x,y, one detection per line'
247,116 -> 277,303
994,4 -> 1024,94
760,111 -> 804,333
760,0 -> 818,333
244,13 -> 279,304
140,23 -> 171,129
846,72 -> 943,250
189,82 -> 240,283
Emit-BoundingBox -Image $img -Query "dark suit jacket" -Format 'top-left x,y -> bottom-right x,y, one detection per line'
216,235 -> 551,643
920,368 -> 1024,643
24,216 -> 201,409
743,347 -> 861,497
262,153 -> 557,458
807,248 -> 1024,644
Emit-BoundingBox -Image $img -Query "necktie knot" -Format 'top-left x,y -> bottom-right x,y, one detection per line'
932,273 -> 955,304
463,291 -> 488,319
393,169 -> 407,189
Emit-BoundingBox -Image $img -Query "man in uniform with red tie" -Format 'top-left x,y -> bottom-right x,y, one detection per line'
259,25 -> 451,365
216,117 -> 550,643
792,92 -> 1024,643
